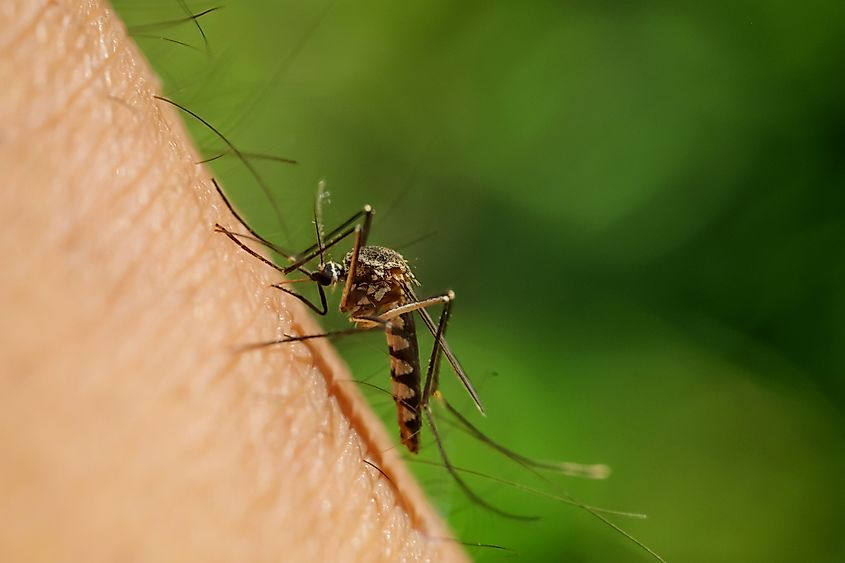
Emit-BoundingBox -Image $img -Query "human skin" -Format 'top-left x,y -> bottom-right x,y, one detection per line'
0,1 -> 467,561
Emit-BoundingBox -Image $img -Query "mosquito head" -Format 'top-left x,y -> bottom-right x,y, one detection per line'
310,261 -> 344,286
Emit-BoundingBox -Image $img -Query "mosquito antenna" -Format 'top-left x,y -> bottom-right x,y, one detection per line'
153,95 -> 291,242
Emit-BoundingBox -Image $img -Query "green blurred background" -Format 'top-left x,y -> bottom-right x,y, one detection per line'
116,1 -> 845,561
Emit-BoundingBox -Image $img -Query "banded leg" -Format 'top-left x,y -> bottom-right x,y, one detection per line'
421,293 -> 452,408
211,178 -> 296,261
212,176 -> 363,276
211,176 -> 335,313
220,206 -> 373,277
284,205 -> 373,275
423,406 -> 536,520
294,204 -> 373,265
370,293 -> 453,323
238,325 -> 380,350
239,313 -> 395,350
347,290 -> 459,437
405,285 -> 485,415
352,292 -> 456,453
214,223 -> 330,315
239,311 -> 424,454
416,297 -> 538,519
368,286 -> 484,414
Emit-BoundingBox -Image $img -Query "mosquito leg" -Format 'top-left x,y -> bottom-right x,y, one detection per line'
354,292 -> 459,414
214,198 -> 371,314
405,285 -> 485,415
217,198 -> 373,277
331,204 -> 373,311
281,205 -> 373,279
421,295 -> 451,408
215,223 -> 330,313
368,289 -> 484,413
239,325 -> 380,350
339,225 -> 365,311
294,204 -> 373,263
211,178 -> 297,261
199,150 -> 297,166
214,223 -> 286,275
423,408 -> 537,520
373,293 -> 453,323
422,300 -> 609,488
438,393 -> 611,480
271,282 -> 329,316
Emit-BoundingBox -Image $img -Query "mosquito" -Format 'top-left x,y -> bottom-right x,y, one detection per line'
211,178 -> 482,456
152,96 -> 665,561
209,179 -> 654,530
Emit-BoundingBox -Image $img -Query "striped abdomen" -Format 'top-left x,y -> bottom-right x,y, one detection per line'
386,312 -> 422,453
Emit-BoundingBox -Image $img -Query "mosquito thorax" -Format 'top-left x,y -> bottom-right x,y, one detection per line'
343,246 -> 419,286
339,246 -> 421,319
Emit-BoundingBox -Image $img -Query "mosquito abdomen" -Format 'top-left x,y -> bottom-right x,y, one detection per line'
386,312 -> 422,453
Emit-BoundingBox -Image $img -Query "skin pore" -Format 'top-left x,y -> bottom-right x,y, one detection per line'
0,1 -> 467,561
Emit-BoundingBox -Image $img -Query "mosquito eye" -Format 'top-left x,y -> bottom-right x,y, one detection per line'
311,270 -> 333,286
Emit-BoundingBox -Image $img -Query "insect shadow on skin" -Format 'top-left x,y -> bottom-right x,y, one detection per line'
151,93 -> 668,562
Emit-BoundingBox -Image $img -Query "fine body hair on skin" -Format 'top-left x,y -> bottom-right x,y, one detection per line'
0,1 -> 466,561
